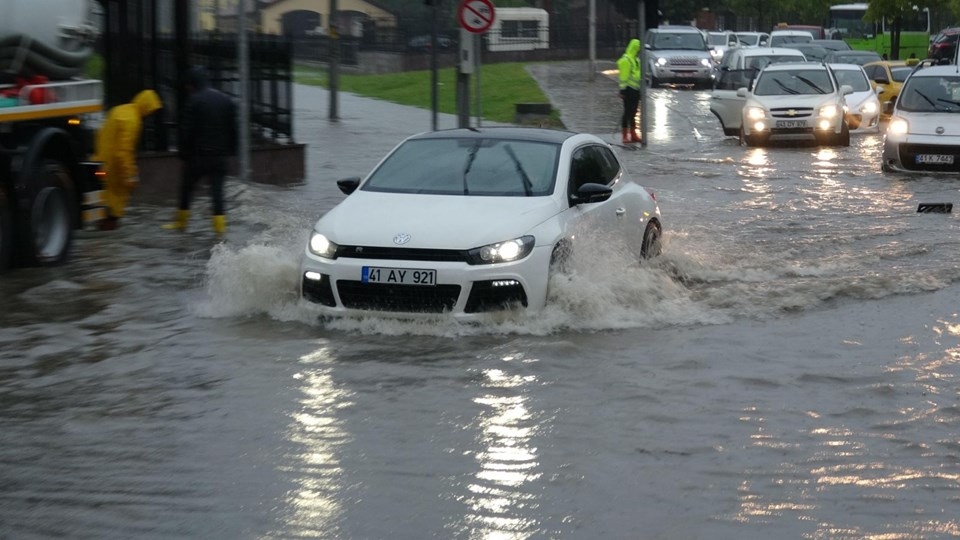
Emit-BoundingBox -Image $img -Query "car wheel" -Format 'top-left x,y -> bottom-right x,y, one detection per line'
0,187 -> 12,273
15,159 -> 76,267
550,241 -> 572,274
641,221 -> 662,260
835,121 -> 850,147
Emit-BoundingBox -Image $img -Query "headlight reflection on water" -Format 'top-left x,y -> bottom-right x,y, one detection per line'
461,360 -> 543,539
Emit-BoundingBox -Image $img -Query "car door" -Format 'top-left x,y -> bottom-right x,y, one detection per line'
710,67 -> 756,134
564,144 -> 628,246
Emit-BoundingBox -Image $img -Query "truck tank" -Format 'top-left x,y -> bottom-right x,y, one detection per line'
0,0 -> 101,81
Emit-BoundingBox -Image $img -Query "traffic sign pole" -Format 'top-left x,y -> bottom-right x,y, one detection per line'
456,0 -> 495,128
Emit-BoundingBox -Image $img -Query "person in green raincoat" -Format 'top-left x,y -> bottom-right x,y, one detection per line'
617,38 -> 642,144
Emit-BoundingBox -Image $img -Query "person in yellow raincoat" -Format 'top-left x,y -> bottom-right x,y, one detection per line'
617,38 -> 642,144
93,89 -> 163,230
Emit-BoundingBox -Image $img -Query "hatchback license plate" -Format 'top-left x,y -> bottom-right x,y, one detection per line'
916,154 -> 954,164
362,266 -> 436,286
775,120 -> 806,128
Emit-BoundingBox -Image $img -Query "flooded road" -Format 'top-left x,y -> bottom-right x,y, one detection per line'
2,71 -> 960,539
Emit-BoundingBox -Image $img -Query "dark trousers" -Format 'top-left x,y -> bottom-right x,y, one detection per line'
621,87 -> 640,129
179,157 -> 227,215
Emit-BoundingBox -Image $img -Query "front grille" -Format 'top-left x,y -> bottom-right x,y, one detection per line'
668,57 -> 700,66
771,107 -> 813,118
336,280 -> 461,313
898,143 -> 960,172
464,280 -> 528,313
336,245 -> 467,262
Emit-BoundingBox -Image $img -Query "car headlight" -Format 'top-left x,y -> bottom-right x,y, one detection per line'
746,106 -> 766,120
860,101 -> 878,114
656,57 -> 667,67
710,49 -> 722,59
888,117 -> 909,135
700,58 -> 712,67
308,231 -> 339,259
466,235 -> 535,265
819,104 -> 839,118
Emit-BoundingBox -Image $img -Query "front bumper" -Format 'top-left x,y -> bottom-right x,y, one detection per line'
882,133 -> 960,173
649,64 -> 715,85
742,113 -> 844,143
299,244 -> 554,321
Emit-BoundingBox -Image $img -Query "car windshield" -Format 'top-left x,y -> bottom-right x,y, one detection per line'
361,138 -> 560,196
737,33 -> 760,46
754,69 -> 834,95
891,67 -> 913,83
708,33 -> 729,46
745,55 -> 806,70
898,76 -> 960,112
650,32 -> 706,50
828,52 -> 881,65
769,34 -> 812,46
834,69 -> 871,92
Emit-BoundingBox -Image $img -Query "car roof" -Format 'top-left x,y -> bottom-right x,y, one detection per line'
907,64 -> 960,77
737,47 -> 806,56
827,62 -> 866,71
760,61 -> 828,71
408,127 -> 578,144
651,26 -> 702,33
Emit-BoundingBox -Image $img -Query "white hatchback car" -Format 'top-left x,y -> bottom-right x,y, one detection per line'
830,63 -> 882,132
300,128 -> 663,320
710,48 -> 809,137
738,62 -> 853,147
882,64 -> 960,173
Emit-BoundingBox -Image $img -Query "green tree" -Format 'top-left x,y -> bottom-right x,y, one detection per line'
866,0 -> 931,59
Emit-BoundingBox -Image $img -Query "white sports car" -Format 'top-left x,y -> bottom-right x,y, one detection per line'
300,127 -> 663,320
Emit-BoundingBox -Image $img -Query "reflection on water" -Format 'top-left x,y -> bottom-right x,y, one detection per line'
278,347 -> 352,537
462,359 -> 542,539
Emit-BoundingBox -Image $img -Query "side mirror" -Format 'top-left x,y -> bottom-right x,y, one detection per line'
874,76 -> 890,85
571,183 -> 613,205
337,177 -> 362,195
875,85 -> 886,95
736,87 -> 749,97
883,99 -> 895,115
840,84 -> 853,96
644,43 -> 651,50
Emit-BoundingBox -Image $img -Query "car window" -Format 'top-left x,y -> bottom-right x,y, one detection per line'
754,69 -> 834,95
745,55 -> 805,70
863,65 -> 886,81
568,145 -> 618,199
362,138 -> 560,197
769,34 -> 813,46
708,33 -> 728,46
651,32 -> 706,50
834,69 -> 871,92
716,68 -> 757,90
898,76 -> 960,112
891,67 -> 913,83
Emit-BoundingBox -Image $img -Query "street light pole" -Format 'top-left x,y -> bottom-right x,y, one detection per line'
238,0 -> 251,180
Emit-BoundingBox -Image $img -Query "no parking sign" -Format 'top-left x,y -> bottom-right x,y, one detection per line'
458,0 -> 495,34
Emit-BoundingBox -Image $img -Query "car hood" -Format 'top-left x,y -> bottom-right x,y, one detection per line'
649,49 -> 710,58
902,112 -> 960,136
316,191 -> 564,249
749,93 -> 838,108
844,90 -> 878,109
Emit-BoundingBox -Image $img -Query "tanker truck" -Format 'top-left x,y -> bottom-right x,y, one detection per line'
0,0 -> 106,274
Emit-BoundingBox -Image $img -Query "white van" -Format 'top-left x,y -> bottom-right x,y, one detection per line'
487,8 -> 549,52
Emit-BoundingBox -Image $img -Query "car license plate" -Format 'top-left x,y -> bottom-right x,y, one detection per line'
677,72 -> 694,77
362,266 -> 436,286
916,154 -> 954,164
775,120 -> 806,128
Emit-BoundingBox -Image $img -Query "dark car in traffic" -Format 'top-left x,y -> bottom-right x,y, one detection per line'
928,27 -> 959,63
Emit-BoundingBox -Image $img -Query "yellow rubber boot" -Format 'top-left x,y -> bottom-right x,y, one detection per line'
162,209 -> 190,231
212,215 -> 226,235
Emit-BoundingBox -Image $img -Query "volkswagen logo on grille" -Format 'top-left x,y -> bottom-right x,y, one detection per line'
936,126 -> 945,135
393,233 -> 411,245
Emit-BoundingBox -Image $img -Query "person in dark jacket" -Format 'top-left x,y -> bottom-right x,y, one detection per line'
162,67 -> 238,234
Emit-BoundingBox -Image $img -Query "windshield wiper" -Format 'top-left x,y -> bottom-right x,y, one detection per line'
503,144 -> 534,196
794,75 -> 826,94
936,97 -> 960,110
772,78 -> 799,95
462,141 -> 479,195
912,88 -> 937,108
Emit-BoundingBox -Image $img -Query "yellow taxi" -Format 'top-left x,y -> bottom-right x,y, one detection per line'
862,58 -> 921,120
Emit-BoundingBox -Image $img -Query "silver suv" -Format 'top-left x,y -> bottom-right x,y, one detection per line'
644,26 -> 715,89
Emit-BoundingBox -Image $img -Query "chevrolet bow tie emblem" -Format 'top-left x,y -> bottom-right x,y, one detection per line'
393,233 -> 411,245
787,109 -> 797,116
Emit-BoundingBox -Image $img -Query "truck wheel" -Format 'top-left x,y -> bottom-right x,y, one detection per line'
16,159 -> 76,267
0,188 -> 12,273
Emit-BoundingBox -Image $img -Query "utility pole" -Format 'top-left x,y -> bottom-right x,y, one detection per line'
238,0 -> 251,180
430,0 -> 439,130
588,0 -> 596,80
329,0 -> 340,120
638,0 -> 647,148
